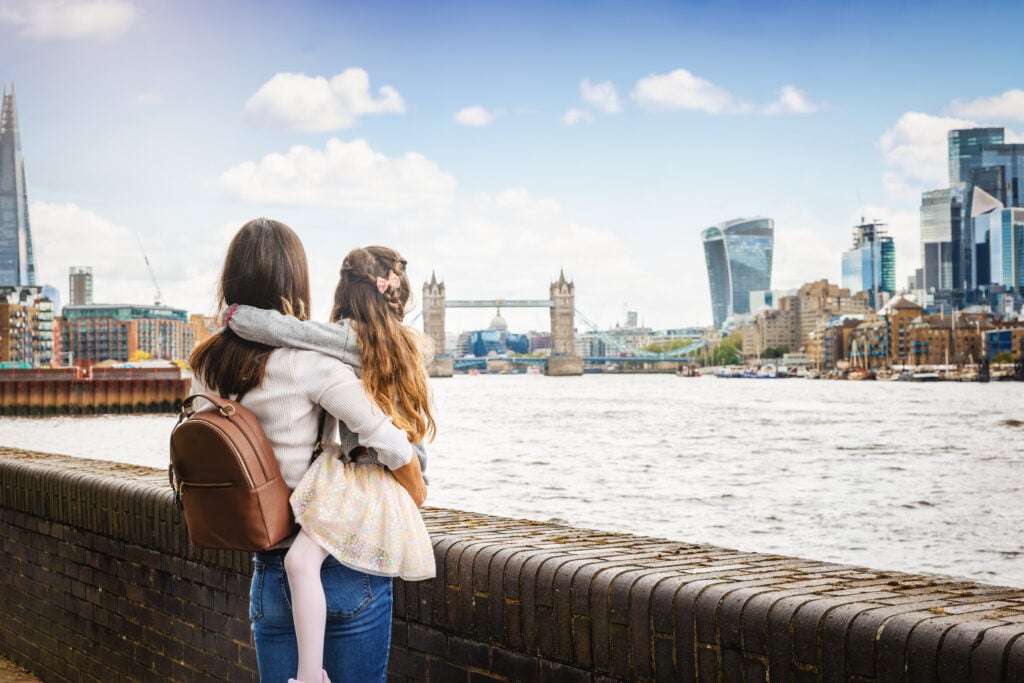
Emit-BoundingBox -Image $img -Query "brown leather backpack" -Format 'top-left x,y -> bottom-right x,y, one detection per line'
169,393 -> 297,551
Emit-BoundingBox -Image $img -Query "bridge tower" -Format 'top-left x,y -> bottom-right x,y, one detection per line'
422,272 -> 453,377
547,270 -> 583,375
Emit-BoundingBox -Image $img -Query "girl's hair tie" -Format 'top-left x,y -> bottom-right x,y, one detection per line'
375,271 -> 401,294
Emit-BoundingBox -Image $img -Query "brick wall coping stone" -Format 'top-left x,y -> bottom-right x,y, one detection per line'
2,446 -> 1024,681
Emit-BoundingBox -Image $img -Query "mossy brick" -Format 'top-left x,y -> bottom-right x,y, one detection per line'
503,544 -> 540,601
789,595 -> 864,666
448,635 -> 490,670
817,601 -> 877,681
904,613 -> 991,681
696,645 -> 718,680
653,635 -> 677,683
571,614 -> 593,669
504,598 -> 523,650
873,610 -> 935,680
1005,633 -> 1024,682
539,658 -> 591,683
457,542 -> 492,634
469,540 -> 503,594
844,603 -> 943,678
386,647 -> 427,678
484,545 -> 521,637
966,623 -> 1021,681
552,558 -> 601,660
740,591 -> 795,656
588,565 -> 635,672
518,551 -> 554,649
569,560 -> 611,617
765,594 -> 817,679
743,656 -> 768,682
627,573 -> 680,679
493,647 -> 540,682
429,658 -> 469,682
694,581 -> 742,645
935,620 -> 998,682
408,623 -> 447,656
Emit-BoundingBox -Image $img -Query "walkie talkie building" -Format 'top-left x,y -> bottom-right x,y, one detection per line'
701,217 -> 774,329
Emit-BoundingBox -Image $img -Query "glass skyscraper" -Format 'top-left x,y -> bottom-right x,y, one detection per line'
0,83 -> 35,287
948,127 -> 1004,187
988,208 -> 1024,291
841,222 -> 895,309
920,189 -> 958,292
701,217 -> 774,329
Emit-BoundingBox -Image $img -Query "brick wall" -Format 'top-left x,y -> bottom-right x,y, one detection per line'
2,448 -> 1024,682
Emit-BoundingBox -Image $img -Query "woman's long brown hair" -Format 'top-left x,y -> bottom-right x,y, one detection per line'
190,218 -> 311,397
332,246 -> 436,443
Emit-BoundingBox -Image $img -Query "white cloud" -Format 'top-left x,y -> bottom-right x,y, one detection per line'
453,105 -> 498,127
243,68 -> 405,132
214,138 -> 645,329
763,85 -> 822,115
580,79 -> 621,113
217,137 -> 458,212
877,111 -> 976,199
130,91 -> 164,106
946,89 -> 1024,122
0,0 -> 136,40
562,108 -> 592,126
630,68 -> 749,114
29,202 -> 229,312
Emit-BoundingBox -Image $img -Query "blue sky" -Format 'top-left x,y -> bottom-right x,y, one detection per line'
3,0 -> 1023,331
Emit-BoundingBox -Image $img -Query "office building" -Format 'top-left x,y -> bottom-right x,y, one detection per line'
974,201 -> 1024,297
69,266 -> 94,306
60,304 -> 193,365
0,83 -> 35,287
842,222 -> 895,308
701,217 -> 774,329
920,189 -> 959,293
940,129 -> 1024,305
0,285 -> 53,366
949,127 -> 1004,187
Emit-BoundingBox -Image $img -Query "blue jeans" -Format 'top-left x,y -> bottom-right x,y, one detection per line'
250,550 -> 393,682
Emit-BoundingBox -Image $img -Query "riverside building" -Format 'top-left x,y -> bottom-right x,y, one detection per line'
60,304 -> 193,365
0,83 -> 35,287
701,217 -> 774,329
0,286 -> 53,366
738,280 -> 868,360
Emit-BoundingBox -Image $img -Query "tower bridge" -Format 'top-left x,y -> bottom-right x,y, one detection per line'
421,271 -> 708,377
422,270 -> 583,376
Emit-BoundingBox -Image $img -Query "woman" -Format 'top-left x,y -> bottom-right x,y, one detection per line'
190,219 -> 427,681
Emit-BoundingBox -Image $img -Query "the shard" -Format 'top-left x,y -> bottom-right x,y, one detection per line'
0,83 -> 35,286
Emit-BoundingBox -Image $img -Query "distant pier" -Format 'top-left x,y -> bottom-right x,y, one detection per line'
0,367 -> 190,415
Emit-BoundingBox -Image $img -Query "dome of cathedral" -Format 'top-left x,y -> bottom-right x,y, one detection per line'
489,312 -> 508,331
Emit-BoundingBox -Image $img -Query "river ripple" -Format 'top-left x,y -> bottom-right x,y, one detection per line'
1,375 -> 1022,587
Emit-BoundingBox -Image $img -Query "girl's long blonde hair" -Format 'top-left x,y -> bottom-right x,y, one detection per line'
332,246 -> 436,444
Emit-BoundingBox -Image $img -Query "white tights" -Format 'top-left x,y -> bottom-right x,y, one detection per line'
284,529 -> 330,683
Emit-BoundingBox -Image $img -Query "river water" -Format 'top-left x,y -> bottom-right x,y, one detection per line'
2,375 -> 1022,587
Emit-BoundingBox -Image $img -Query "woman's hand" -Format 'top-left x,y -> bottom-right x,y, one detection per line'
391,452 -> 427,506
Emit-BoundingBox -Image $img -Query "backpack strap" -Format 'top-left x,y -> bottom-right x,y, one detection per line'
181,392 -> 242,417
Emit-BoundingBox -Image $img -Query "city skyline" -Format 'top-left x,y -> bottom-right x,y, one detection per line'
2,0 -> 1024,330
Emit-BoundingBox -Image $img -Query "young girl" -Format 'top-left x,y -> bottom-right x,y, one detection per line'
229,246 -> 436,683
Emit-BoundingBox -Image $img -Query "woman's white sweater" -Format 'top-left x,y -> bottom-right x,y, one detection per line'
191,348 -> 412,489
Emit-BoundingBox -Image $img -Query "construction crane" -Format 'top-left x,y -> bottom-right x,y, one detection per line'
137,233 -> 165,306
